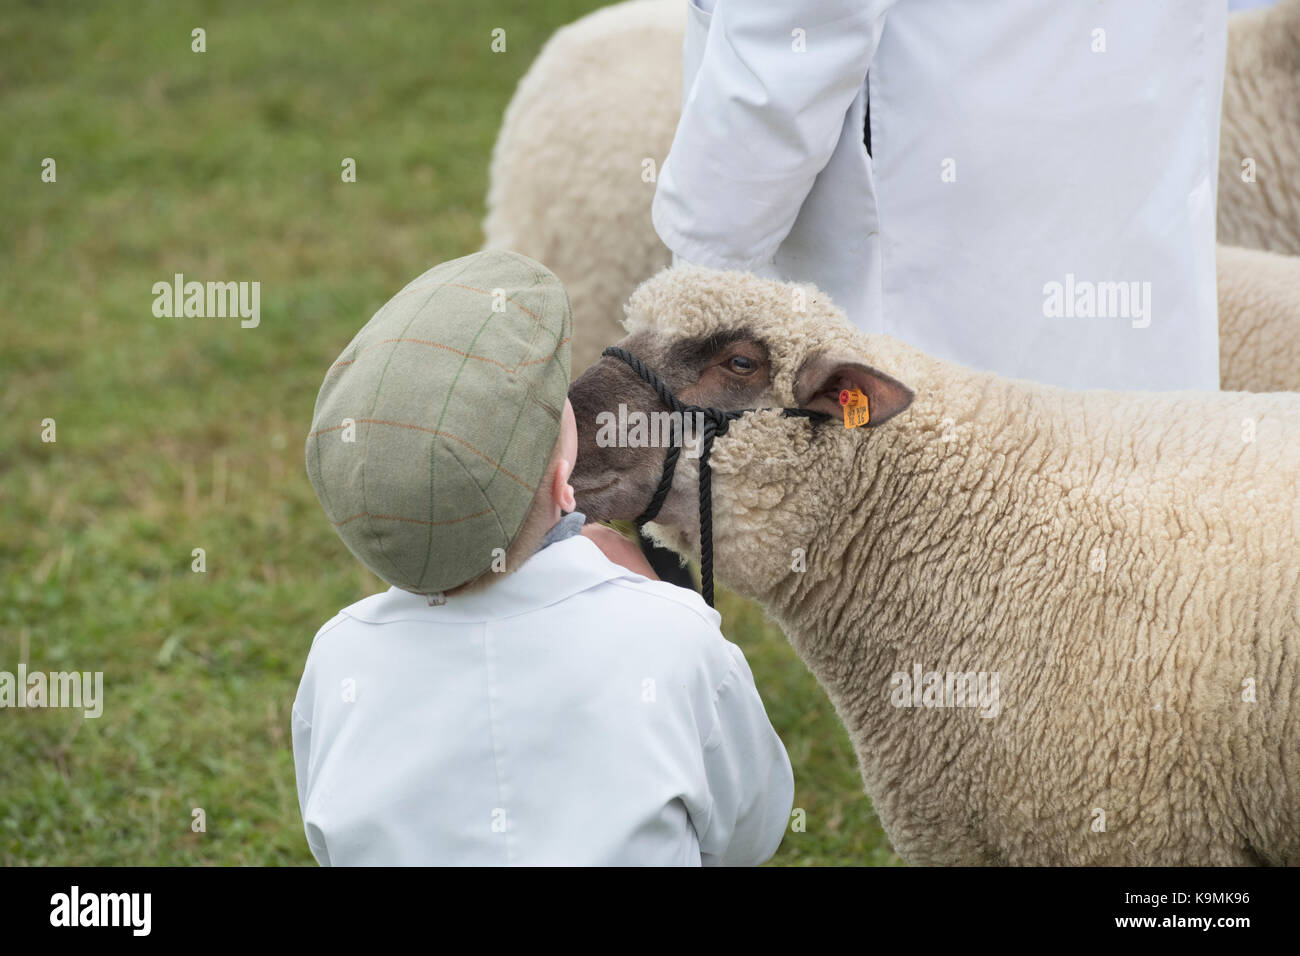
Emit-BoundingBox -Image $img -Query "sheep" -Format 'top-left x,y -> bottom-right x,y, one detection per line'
482,0 -> 680,375
484,0 -> 1300,388
568,264 -> 1300,866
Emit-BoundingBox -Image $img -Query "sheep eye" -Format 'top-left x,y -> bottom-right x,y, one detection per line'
727,355 -> 757,375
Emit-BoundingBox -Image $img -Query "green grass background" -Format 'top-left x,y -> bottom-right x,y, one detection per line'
0,0 -> 899,865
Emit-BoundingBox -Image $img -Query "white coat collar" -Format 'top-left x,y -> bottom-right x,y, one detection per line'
341,535 -> 639,624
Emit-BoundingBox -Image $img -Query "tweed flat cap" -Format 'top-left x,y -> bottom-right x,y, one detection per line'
306,251 -> 572,594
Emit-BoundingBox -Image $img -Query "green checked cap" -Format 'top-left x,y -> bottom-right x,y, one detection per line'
306,251 -> 572,594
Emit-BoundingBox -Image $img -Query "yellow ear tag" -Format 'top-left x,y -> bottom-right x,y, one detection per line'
839,388 -> 870,429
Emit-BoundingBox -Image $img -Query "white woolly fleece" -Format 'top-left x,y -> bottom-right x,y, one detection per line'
1218,0 -> 1300,255
624,264 -> 1300,866
1218,244 -> 1300,392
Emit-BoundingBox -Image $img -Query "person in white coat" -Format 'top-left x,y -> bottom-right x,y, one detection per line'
653,0 -> 1228,391
296,251 -> 793,866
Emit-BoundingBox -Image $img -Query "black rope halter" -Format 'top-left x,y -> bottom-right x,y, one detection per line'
602,345 -> 829,607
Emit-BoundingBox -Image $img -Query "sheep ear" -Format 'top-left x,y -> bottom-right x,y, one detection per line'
794,353 -> 914,426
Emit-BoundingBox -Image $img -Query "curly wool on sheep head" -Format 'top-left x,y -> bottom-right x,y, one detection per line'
569,266 -> 914,588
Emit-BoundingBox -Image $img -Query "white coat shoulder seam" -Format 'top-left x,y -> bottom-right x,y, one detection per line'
604,578 -> 721,631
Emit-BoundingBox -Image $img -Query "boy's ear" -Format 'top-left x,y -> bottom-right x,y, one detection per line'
555,458 -> 576,513
794,351 -> 915,426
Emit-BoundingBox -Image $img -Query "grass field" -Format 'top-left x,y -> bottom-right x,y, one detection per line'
0,0 -> 899,865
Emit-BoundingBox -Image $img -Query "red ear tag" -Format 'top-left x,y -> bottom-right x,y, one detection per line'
839,388 -> 870,429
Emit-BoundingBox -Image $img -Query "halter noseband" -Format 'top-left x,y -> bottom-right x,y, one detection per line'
601,345 -> 828,607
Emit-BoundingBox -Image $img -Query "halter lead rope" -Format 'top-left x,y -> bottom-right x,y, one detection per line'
602,345 -> 828,607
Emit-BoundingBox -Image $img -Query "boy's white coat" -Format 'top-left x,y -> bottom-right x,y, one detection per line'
291,535 -> 793,866
654,0 -> 1227,391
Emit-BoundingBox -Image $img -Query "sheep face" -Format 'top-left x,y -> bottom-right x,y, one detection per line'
569,325 -> 778,528
569,266 -> 914,590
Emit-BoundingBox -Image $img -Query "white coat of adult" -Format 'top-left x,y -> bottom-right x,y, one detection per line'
292,534 -> 794,866
653,0 -> 1228,390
